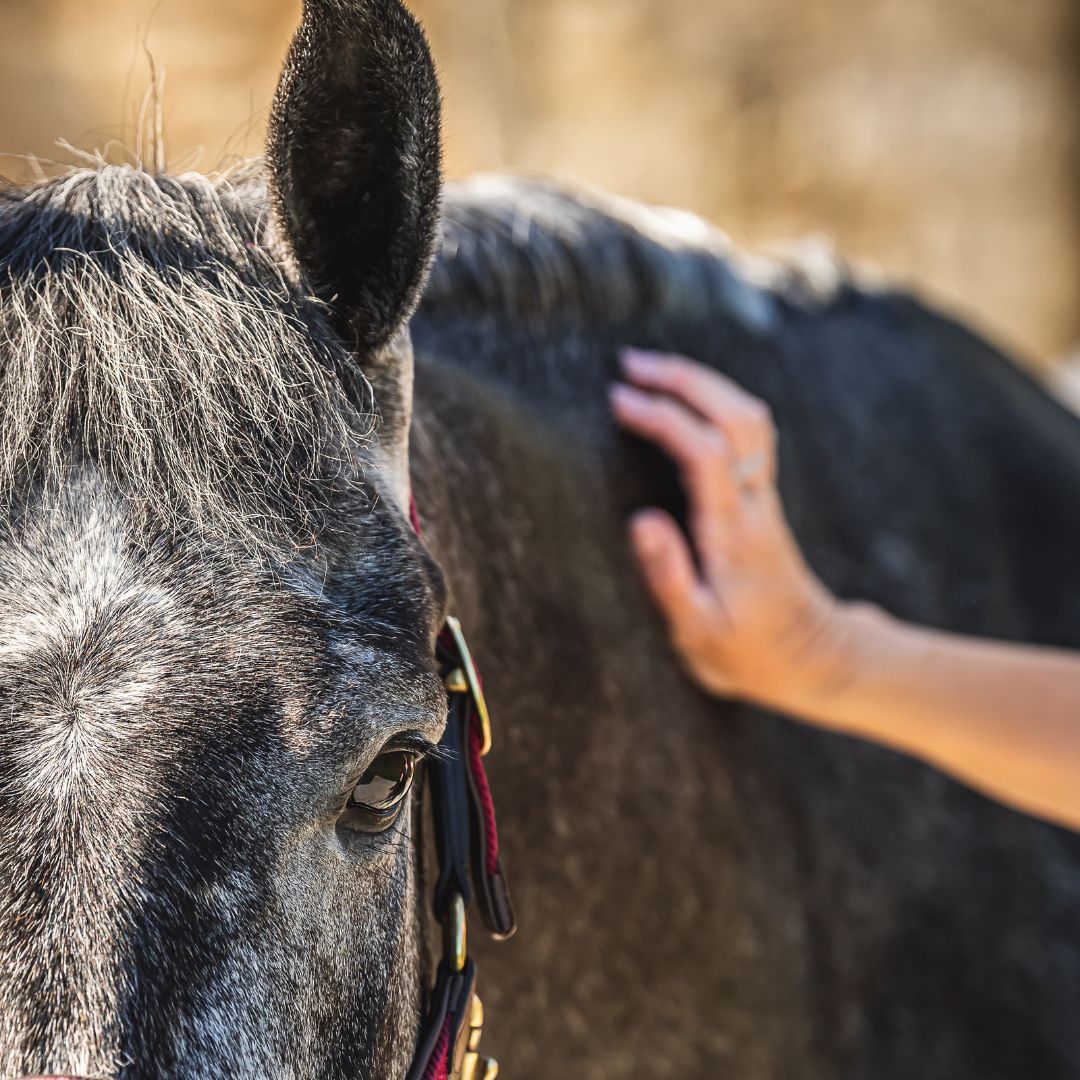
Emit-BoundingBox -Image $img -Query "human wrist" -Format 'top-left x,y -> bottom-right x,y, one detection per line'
767,598 -> 882,721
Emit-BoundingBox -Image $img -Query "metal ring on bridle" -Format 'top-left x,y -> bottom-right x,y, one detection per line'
734,452 -> 768,486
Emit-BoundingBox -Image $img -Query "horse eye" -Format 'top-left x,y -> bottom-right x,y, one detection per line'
347,750 -> 417,816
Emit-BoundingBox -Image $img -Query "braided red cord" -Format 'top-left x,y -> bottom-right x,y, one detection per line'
468,718 -> 501,876
422,1016 -> 451,1080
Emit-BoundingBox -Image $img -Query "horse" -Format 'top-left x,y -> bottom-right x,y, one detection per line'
2,0 -> 1080,1077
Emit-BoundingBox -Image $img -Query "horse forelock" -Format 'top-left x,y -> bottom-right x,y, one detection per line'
0,162 -> 378,553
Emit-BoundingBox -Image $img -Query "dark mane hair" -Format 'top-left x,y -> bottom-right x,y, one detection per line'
0,163 -> 372,547
424,175 -> 856,331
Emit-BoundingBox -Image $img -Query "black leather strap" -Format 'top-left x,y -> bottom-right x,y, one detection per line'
427,692 -> 474,917
405,960 -> 477,1080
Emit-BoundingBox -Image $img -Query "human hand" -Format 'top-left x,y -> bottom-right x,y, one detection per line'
610,349 -> 853,710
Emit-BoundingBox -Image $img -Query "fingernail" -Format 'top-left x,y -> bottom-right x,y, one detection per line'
609,382 -> 649,411
630,512 -> 664,555
620,348 -> 661,375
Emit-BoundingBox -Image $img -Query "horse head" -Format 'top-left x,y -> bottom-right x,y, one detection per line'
0,1 -> 448,1076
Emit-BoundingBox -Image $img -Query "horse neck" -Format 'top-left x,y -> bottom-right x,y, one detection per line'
407,348 -> 621,661
409,358 -> 543,630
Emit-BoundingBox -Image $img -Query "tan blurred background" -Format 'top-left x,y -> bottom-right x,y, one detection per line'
0,0 -> 1077,368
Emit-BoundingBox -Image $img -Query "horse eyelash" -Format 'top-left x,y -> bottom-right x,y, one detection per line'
393,732 -> 443,759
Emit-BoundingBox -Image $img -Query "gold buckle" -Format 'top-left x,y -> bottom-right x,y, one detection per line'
444,890 -> 467,974
444,895 -> 500,1080
459,993 -> 499,1080
443,615 -> 493,756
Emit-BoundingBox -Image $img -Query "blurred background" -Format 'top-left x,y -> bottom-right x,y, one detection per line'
0,0 -> 1076,373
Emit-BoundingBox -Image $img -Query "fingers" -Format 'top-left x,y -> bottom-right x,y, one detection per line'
620,348 -> 776,479
610,382 -> 739,565
610,382 -> 733,486
628,509 -> 712,640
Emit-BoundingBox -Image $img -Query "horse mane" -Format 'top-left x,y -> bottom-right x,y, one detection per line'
0,163 -> 370,547
423,175 -> 856,332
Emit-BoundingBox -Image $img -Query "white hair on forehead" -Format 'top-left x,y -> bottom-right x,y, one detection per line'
0,163 -> 375,549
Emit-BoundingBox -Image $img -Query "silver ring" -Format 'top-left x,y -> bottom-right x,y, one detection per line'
733,452 -> 768,486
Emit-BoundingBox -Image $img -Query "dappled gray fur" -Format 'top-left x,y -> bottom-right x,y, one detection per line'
0,473 -> 445,1078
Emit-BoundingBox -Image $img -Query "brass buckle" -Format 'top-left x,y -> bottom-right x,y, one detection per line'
458,993 -> 499,1080
442,615 -> 493,756
443,890 -> 467,974
443,892 -> 498,1080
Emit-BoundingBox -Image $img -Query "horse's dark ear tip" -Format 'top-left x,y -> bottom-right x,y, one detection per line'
268,0 -> 442,356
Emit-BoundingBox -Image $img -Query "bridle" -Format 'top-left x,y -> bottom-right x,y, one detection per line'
406,502 -> 516,1080
405,616 -> 515,1080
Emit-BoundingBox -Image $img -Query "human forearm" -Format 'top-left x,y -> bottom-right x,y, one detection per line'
784,603 -> 1080,831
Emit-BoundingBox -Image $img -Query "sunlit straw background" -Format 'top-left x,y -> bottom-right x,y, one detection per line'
1,0 -> 1076,372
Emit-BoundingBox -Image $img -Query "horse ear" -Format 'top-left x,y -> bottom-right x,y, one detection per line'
267,0 -> 442,360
